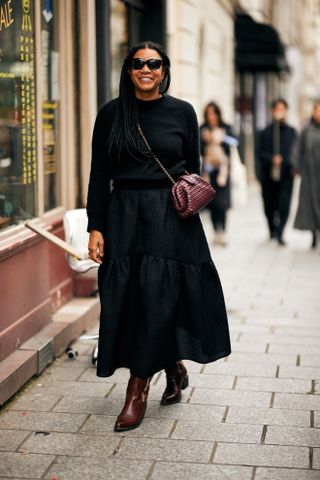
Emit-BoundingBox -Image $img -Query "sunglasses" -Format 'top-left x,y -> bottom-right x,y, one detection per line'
130,58 -> 163,70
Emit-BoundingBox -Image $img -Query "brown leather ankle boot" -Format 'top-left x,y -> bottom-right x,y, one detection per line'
160,361 -> 189,405
114,375 -> 152,432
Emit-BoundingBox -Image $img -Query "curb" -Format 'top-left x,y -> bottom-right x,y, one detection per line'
0,297 -> 100,406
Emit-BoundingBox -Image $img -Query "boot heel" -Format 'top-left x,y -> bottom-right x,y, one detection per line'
181,375 -> 189,390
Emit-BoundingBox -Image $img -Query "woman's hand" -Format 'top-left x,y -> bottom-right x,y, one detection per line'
88,230 -> 104,264
202,128 -> 212,143
212,128 -> 225,145
272,154 -> 283,166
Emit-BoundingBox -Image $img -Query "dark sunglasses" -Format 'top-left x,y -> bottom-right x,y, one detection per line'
130,58 -> 163,70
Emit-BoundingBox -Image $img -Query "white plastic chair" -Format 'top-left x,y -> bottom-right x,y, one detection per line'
63,208 -> 98,273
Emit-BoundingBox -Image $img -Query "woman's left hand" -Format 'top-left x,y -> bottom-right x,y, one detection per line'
88,230 -> 104,264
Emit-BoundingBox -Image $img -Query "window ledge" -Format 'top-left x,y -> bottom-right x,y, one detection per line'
0,207 -> 65,262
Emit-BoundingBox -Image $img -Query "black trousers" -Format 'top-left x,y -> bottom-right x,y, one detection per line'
261,176 -> 293,238
210,206 -> 226,232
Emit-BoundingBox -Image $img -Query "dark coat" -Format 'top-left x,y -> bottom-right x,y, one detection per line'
257,122 -> 297,182
293,121 -> 320,231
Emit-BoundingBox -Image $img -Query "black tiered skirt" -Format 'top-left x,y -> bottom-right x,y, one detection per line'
97,182 -> 231,378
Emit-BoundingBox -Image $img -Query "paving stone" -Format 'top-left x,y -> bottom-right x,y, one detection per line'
53,395 -> 122,415
19,432 -> 120,457
245,316 -> 302,327
226,352 -> 298,366
7,393 -> 61,412
31,380 -> 113,397
150,462 -> 253,480
117,437 -> 212,463
228,341 -> 267,353
80,414 -> 174,438
269,343 -> 320,355
240,333 -> 320,346
226,406 -> 310,427
314,411 -> 320,427
146,402 -> 226,422
172,420 -> 262,443
0,451 -> 54,478
0,429 -> 31,452
265,425 -> 320,447
202,362 -> 277,377
155,372 -> 234,389
279,366 -> 320,380
300,356 -> 320,367
273,393 -> 320,410
275,327 -> 320,337
235,377 -> 312,394
228,324 -> 271,333
44,456 -> 151,480
190,388 -> 271,407
255,467 -> 320,479
42,366 -> 86,381
77,367 -> 130,383
55,355 -> 93,368
0,411 -> 87,433
313,448 -> 320,469
213,443 -> 309,468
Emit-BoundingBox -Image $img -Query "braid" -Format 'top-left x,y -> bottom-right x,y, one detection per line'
107,41 -> 171,163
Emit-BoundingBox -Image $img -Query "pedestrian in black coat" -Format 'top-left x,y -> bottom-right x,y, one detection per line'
257,98 -> 297,245
86,41 -> 231,432
293,101 -> 320,248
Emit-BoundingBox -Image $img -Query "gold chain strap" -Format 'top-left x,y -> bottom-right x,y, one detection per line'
137,123 -> 176,185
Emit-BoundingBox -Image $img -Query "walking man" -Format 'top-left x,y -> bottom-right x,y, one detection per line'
257,99 -> 297,245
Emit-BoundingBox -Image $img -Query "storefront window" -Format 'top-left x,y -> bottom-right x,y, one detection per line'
0,0 -> 36,230
41,0 -> 60,211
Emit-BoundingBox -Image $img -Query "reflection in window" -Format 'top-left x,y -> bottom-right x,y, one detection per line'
0,0 -> 36,230
41,0 -> 60,211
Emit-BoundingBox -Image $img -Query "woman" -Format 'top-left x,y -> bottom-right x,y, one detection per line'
293,100 -> 320,248
86,41 -> 231,432
200,102 -> 234,246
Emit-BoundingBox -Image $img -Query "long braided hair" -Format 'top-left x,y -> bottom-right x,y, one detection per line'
107,41 -> 171,162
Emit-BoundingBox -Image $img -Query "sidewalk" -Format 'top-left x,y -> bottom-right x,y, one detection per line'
1,182 -> 320,480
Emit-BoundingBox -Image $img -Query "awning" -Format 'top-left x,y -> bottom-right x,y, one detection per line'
235,14 -> 289,73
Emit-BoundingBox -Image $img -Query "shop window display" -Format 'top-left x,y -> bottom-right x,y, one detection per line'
0,0 -> 36,229
0,0 -> 60,231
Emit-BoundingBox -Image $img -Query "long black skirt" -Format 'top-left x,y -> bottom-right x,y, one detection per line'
97,185 -> 231,378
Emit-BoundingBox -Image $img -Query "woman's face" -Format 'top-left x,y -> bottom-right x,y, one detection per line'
206,107 -> 219,127
312,105 -> 320,124
128,48 -> 165,99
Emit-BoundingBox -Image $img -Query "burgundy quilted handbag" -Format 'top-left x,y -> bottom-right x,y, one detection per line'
138,124 -> 216,218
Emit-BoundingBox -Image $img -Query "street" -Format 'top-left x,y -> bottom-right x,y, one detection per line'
0,181 -> 320,480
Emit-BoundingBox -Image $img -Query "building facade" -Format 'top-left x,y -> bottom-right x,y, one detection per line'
235,0 -> 320,176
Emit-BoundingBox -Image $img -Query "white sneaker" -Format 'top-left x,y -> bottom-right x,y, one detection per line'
214,231 -> 228,246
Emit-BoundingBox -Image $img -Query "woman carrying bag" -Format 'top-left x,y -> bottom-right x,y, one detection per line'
200,102 -> 236,246
86,41 -> 231,432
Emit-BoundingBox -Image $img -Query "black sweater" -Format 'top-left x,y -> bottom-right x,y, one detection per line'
86,95 -> 200,233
